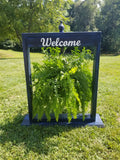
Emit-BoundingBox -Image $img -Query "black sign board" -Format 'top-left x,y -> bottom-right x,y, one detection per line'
22,32 -> 104,127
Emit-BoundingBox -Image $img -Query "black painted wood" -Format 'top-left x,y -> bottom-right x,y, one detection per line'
21,114 -> 104,127
22,31 -> 102,126
22,32 -> 101,48
22,39 -> 33,124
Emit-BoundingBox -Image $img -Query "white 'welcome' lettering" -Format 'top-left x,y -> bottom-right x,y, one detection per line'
40,38 -> 81,47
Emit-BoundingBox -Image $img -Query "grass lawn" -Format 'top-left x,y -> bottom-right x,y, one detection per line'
0,49 -> 120,160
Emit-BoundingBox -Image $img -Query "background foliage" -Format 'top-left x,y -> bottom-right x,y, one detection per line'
0,0 -> 72,49
96,0 -> 120,53
69,0 -> 100,31
0,0 -> 120,53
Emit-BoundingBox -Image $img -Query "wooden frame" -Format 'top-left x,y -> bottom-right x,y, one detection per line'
21,32 -> 104,127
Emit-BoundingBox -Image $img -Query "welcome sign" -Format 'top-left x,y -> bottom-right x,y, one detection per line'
40,38 -> 81,47
22,32 -> 101,48
22,31 -> 104,127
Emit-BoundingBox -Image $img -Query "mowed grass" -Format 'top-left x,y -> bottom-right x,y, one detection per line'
0,49 -> 120,160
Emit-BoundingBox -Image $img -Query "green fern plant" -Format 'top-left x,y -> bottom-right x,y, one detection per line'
32,47 -> 93,122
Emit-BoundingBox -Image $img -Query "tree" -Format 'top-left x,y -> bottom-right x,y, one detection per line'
0,0 -> 72,47
0,1 -> 11,41
96,0 -> 120,53
69,0 -> 101,31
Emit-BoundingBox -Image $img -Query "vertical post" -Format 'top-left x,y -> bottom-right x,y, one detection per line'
22,39 -> 33,124
91,37 -> 101,121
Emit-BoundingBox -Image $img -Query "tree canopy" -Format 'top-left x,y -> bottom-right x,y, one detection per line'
69,0 -> 101,31
96,0 -> 120,53
0,0 -> 120,53
0,0 -> 72,46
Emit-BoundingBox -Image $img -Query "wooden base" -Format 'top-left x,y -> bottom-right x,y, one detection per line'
21,113 -> 104,127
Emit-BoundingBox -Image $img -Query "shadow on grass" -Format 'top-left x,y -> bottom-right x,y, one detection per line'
0,113 -> 73,155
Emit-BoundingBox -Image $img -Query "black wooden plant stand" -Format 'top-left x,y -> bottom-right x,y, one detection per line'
21,31 -> 104,127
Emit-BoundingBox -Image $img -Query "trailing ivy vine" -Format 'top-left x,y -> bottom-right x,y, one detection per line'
32,47 -> 93,122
